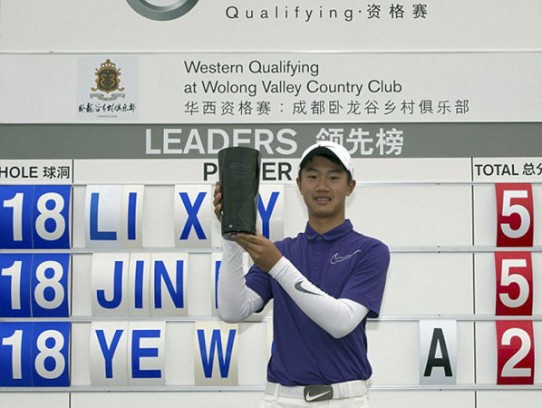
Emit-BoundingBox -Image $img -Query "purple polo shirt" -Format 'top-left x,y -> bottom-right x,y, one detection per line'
245,220 -> 390,386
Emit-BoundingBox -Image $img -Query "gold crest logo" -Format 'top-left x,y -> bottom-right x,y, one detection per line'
90,59 -> 126,101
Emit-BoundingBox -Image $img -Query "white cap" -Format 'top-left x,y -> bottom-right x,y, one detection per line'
299,141 -> 354,178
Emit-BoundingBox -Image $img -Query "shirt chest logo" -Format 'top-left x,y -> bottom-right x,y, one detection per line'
330,249 -> 361,264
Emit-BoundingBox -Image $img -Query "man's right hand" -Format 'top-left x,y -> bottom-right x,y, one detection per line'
213,181 -> 223,222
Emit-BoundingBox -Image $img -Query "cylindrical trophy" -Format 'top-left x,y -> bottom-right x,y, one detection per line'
218,146 -> 261,240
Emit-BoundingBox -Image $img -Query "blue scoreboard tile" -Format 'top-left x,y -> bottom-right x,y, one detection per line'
31,254 -> 70,318
31,322 -> 71,387
0,186 -> 34,249
0,185 -> 71,249
0,254 -> 32,318
0,322 -> 34,386
32,185 -> 71,249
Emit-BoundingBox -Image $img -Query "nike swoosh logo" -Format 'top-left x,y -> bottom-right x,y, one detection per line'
330,249 -> 361,264
294,280 -> 322,296
305,390 -> 331,402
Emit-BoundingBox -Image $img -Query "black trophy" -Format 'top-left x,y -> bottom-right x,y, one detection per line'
218,146 -> 261,240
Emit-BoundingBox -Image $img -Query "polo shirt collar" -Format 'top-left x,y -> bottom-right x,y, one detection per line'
305,219 -> 353,241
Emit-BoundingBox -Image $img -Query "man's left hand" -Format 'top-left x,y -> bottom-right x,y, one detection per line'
233,232 -> 282,272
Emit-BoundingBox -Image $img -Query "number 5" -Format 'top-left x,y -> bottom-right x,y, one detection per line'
495,184 -> 534,247
495,252 -> 533,316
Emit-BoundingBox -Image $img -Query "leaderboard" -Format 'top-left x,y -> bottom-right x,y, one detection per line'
0,183 -> 281,387
0,182 -> 540,387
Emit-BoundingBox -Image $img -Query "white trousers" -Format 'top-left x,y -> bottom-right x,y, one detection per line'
259,392 -> 371,408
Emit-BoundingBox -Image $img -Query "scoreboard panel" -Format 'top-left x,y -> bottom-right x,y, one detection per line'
1,157 -> 541,395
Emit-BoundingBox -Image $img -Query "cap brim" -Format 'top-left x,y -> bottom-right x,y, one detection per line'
300,146 -> 349,173
300,146 -> 334,167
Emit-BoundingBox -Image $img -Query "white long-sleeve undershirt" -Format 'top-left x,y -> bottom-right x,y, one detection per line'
217,240 -> 264,323
217,240 -> 369,339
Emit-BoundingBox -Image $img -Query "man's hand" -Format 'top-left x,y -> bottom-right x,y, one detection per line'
233,232 -> 283,272
213,182 -> 223,222
215,181 -> 282,271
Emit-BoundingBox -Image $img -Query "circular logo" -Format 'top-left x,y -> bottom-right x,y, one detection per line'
126,0 -> 199,21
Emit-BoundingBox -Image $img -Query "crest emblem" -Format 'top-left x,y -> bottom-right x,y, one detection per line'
90,59 -> 126,101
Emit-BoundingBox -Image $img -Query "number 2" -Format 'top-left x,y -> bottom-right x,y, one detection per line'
496,321 -> 535,385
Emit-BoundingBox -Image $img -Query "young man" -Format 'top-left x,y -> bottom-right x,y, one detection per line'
214,141 -> 390,407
